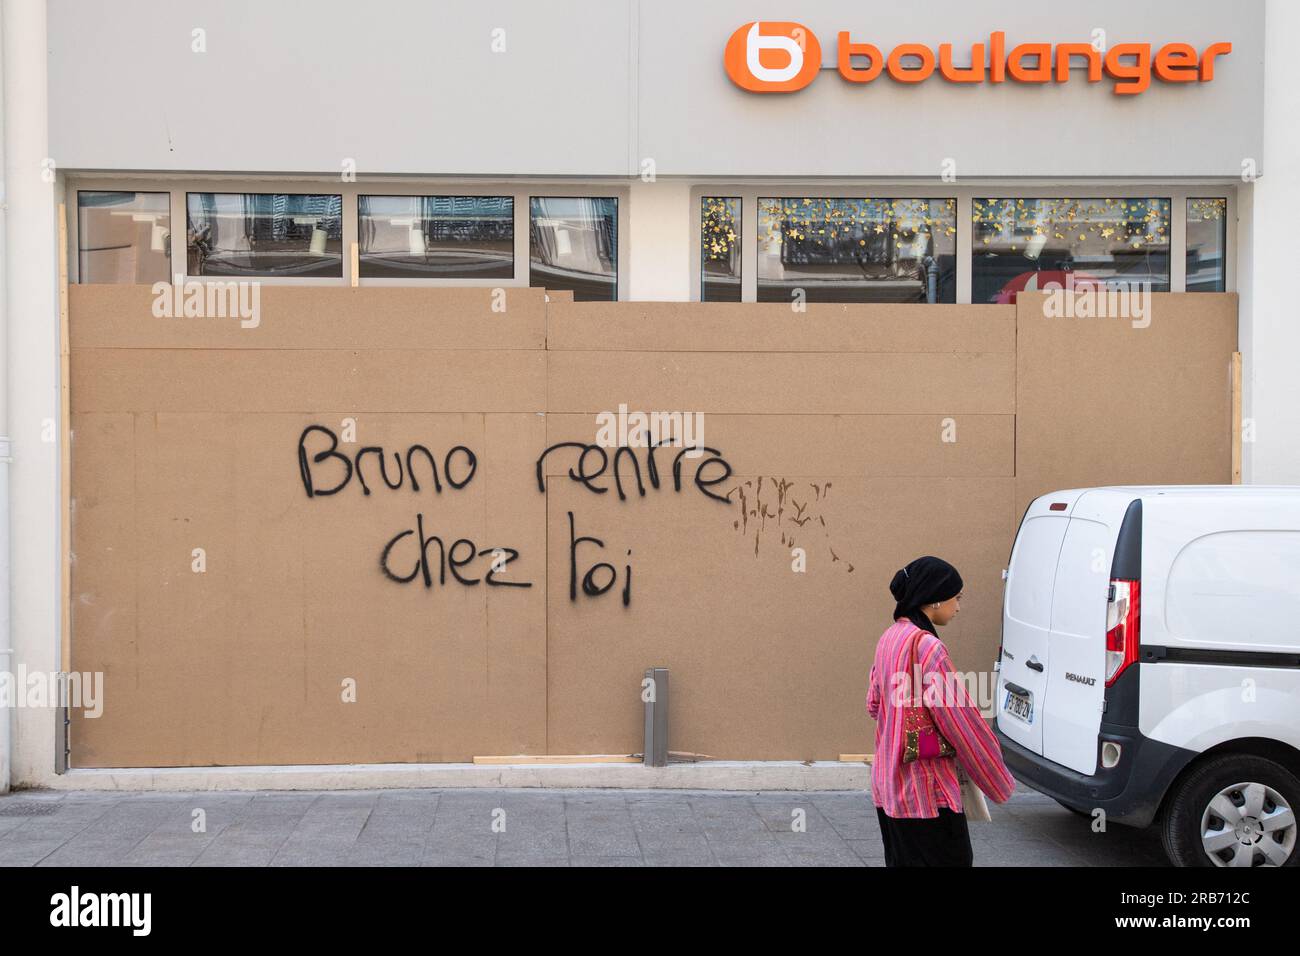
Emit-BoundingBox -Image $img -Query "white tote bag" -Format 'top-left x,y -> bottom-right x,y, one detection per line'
957,764 -> 992,822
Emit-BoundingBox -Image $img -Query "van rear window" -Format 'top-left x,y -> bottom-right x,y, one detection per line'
1007,516 -> 1068,629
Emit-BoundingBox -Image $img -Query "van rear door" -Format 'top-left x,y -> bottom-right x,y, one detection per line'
1041,503 -> 1118,775
997,492 -> 1084,755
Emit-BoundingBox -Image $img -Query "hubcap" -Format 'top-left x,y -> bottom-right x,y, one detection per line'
1201,781 -> 1296,867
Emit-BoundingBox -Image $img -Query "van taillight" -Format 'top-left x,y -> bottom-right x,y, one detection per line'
1105,578 -> 1141,685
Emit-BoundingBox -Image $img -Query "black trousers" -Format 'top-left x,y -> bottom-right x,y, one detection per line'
876,807 -> 973,867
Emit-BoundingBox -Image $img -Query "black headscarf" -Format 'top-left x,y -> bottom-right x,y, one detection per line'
889,556 -> 963,636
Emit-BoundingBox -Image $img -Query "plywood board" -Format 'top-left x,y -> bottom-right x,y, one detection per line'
70,410 -> 546,766
70,285 -> 547,350
65,287 -> 1235,766
543,473 -> 1016,759
544,413 -> 1014,478
548,351 -> 1015,415
71,349 -> 547,414
1015,291 -> 1238,512
548,300 -> 1015,353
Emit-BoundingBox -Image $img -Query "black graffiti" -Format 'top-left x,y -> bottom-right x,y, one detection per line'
299,424 -> 477,498
380,512 -> 532,589
536,440 -> 733,503
568,511 -> 631,607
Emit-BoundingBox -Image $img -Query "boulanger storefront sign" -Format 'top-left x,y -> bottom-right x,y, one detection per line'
724,21 -> 1232,95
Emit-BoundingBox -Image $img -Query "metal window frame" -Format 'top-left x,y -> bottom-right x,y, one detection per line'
62,176 -> 1235,304
526,193 -> 624,302
71,187 -> 174,285
182,188 -> 348,281
356,192 -> 518,284
1183,195 -> 1233,294
696,195 -> 744,303
689,182 -> 1237,303
64,176 -> 631,299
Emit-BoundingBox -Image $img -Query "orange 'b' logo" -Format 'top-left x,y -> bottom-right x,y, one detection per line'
724,21 -> 821,92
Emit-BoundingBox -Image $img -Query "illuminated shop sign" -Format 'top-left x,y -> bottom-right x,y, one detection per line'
724,22 -> 1231,95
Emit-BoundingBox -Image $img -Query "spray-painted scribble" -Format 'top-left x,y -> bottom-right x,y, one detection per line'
535,440 -> 733,503
298,424 -> 476,498
726,477 -> 855,573
567,511 -> 632,606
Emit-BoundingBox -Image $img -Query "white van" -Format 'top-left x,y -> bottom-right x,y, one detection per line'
995,486 -> 1300,867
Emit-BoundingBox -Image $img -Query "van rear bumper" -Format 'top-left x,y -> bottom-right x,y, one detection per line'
995,724 -> 1197,828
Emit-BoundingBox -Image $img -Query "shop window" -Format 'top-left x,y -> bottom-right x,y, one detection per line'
186,193 -> 343,277
358,195 -> 513,279
757,198 -> 956,304
701,197 -> 741,302
77,191 -> 171,284
529,197 -> 617,301
971,198 -> 1170,303
1186,198 -> 1227,292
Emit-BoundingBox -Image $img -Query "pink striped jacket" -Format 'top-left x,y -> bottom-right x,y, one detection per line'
866,619 -> 1015,818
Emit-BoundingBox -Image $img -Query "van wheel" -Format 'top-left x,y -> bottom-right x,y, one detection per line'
1161,755 -> 1300,867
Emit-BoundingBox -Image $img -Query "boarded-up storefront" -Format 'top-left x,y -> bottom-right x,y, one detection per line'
67,287 -> 1236,766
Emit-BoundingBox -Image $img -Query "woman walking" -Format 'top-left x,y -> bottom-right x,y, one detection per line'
866,555 -> 1015,866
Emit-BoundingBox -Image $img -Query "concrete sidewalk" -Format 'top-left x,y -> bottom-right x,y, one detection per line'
0,787 -> 1169,867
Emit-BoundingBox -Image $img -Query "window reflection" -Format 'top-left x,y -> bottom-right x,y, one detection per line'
972,198 -> 1170,303
77,191 -> 171,284
359,195 -> 513,279
701,197 -> 741,302
187,193 -> 343,277
1186,198 -> 1227,293
757,198 -> 956,303
529,197 -> 617,301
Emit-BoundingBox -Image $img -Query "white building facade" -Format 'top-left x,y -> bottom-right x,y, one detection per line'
1,0 -> 1295,789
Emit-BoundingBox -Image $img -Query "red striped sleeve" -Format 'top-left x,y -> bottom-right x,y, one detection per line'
919,637 -> 1016,804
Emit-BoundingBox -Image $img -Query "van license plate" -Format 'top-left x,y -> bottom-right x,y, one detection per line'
1004,689 -> 1033,724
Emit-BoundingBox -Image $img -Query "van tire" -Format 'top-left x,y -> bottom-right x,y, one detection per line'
1161,754 -> 1300,867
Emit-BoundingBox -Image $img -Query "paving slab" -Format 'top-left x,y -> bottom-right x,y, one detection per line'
0,788 -> 1172,867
